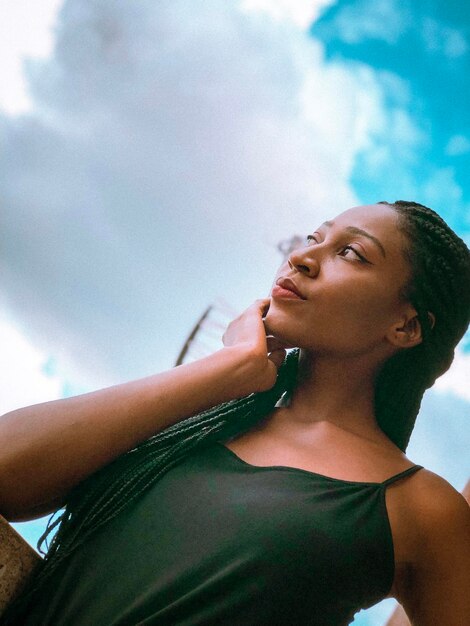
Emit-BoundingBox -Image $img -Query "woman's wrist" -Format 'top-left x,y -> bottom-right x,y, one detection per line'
210,344 -> 280,399
176,345 -> 265,407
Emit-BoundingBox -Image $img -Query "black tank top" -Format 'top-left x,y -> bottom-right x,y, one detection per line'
25,444 -> 422,625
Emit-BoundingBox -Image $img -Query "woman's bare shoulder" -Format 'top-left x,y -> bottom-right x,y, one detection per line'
397,467 -> 470,538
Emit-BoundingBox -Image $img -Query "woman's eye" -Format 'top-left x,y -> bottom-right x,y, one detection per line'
339,245 -> 368,263
304,237 -> 370,264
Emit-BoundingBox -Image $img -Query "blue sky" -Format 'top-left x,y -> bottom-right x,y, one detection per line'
312,0 -> 470,237
1,2 -> 469,624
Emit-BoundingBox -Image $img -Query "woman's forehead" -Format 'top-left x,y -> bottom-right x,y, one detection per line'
325,204 -> 403,241
330,204 -> 399,230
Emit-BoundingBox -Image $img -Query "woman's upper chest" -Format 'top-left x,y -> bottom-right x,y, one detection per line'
225,418 -> 415,483
224,422 -> 425,595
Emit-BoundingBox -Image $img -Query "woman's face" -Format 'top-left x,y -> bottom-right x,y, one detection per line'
264,203 -> 415,358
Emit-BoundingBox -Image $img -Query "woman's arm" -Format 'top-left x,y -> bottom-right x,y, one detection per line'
0,300 -> 286,521
386,478 -> 470,626
397,475 -> 470,625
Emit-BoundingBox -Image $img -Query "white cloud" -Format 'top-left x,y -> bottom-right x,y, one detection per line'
422,18 -> 468,58
418,166 -> 470,235
434,346 -> 470,402
346,69 -> 429,187
0,316 -> 63,415
0,0 -> 397,385
240,0 -> 335,30
422,167 -> 463,205
446,134 -> 470,157
407,388 -> 470,493
329,0 -> 468,63
330,0 -> 411,45
0,0 -> 63,114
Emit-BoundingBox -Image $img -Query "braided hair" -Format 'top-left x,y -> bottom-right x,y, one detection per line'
4,200 -> 470,623
375,201 -> 470,450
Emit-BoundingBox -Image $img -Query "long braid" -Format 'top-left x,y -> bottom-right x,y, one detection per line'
2,349 -> 300,623
375,201 -> 470,450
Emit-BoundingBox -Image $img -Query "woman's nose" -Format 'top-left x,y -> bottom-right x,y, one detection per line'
287,245 -> 321,277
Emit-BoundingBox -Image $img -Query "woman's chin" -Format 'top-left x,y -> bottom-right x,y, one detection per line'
264,315 -> 300,350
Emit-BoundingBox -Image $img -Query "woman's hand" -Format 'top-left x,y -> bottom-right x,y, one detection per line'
222,298 -> 289,394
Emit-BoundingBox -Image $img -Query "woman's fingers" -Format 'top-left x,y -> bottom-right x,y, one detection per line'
222,299 -> 270,349
266,335 -> 289,353
220,299 -> 292,392
253,298 -> 271,316
267,348 -> 287,370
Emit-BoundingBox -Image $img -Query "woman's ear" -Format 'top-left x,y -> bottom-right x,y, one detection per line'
387,310 -> 423,349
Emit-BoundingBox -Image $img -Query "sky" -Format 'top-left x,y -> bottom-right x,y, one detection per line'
1,1 -> 469,624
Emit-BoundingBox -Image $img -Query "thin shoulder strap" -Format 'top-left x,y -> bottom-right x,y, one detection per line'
382,465 -> 424,487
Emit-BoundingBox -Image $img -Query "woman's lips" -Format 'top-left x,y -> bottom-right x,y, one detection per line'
271,284 -> 304,300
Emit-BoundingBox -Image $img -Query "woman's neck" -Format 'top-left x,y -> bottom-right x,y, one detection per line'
279,349 -> 384,439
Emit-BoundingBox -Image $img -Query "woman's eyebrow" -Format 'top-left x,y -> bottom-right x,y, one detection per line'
319,221 -> 386,258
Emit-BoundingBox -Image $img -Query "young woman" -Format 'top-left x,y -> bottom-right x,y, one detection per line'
1,201 -> 469,625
